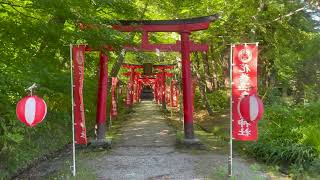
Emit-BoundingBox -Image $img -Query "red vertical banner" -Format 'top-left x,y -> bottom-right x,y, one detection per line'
126,82 -> 131,107
133,78 -> 137,103
72,45 -> 87,144
232,44 -> 259,141
153,81 -> 157,102
138,81 -> 142,102
166,86 -> 171,105
192,77 -> 198,114
171,80 -> 178,107
157,75 -> 162,104
134,75 -> 139,103
111,77 -> 118,117
170,80 -> 174,107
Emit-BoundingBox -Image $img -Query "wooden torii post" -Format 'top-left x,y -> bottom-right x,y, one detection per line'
113,14 -> 218,142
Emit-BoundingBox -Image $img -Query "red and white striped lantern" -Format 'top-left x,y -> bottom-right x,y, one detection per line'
238,95 -> 264,122
16,95 -> 47,127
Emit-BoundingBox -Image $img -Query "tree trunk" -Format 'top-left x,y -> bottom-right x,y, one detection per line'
107,1 -> 150,91
201,52 -> 214,92
194,53 -> 214,116
107,49 -> 126,92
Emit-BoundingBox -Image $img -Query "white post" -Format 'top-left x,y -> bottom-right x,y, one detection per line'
70,44 -> 76,176
228,44 -> 234,177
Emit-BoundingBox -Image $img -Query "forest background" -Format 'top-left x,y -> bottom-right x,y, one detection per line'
0,0 -> 320,179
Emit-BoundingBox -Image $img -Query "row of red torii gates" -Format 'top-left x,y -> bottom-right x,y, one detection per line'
122,63 -> 177,109
71,14 -> 219,145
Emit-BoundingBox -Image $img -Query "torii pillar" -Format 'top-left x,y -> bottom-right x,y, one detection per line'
129,68 -> 135,107
96,52 -> 108,140
161,70 -> 166,110
180,31 -> 194,139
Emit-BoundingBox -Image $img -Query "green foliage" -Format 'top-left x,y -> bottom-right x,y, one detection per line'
0,0 -> 140,179
244,102 -> 320,176
0,0 -> 319,178
206,90 -> 229,112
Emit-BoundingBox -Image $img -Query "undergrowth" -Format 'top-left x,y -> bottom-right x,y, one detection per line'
242,102 -> 320,179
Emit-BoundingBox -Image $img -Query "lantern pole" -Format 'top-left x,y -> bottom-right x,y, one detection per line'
69,44 -> 76,177
228,44 -> 234,177
25,83 -> 37,96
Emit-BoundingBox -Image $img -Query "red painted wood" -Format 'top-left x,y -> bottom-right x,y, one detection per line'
129,68 -> 135,106
112,22 -> 210,32
123,71 -> 141,76
181,32 -> 194,139
153,65 -> 174,70
96,52 -> 108,139
124,41 -> 208,52
161,70 -> 166,108
170,81 -> 174,107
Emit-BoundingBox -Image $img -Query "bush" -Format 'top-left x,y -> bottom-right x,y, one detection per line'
244,102 -> 320,174
206,90 -> 229,112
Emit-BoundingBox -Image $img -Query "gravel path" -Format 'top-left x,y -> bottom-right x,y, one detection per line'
15,101 -> 276,180
85,101 -> 271,180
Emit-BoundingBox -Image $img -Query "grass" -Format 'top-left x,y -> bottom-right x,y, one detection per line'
44,102 -> 131,179
164,108 -> 293,179
45,160 -> 97,180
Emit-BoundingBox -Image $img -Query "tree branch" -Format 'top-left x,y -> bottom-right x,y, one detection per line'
9,5 -> 40,20
0,1 -> 24,7
270,7 -> 305,23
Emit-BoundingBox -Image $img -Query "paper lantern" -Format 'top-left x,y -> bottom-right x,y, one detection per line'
238,95 -> 264,122
16,95 -> 47,127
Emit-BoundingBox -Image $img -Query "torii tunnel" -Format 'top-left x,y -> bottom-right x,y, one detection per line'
122,63 -> 175,110
71,14 -> 219,144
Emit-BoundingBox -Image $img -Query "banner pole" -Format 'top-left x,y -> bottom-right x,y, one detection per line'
109,84 -> 113,129
228,44 -> 234,177
69,44 -> 76,176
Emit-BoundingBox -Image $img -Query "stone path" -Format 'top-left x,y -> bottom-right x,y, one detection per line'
85,101 -> 271,180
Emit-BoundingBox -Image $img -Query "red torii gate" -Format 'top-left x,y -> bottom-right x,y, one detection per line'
72,15 -> 218,145
139,76 -> 156,86
113,15 -> 219,141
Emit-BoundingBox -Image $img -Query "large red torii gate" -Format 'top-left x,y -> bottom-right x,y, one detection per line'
72,14 -> 218,145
